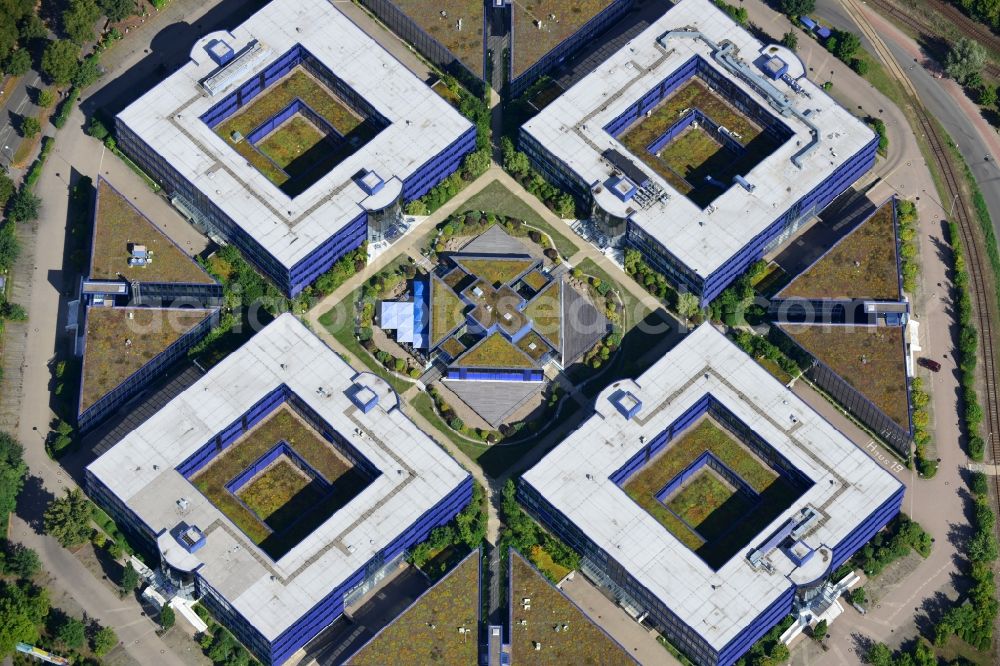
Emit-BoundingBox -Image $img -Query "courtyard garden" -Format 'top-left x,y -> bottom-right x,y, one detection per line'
509,552 -> 635,665
780,202 -> 900,300
347,551 -> 480,665
191,406 -> 370,557
622,417 -> 803,567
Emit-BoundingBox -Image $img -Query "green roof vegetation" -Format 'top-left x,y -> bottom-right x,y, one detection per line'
440,336 -> 467,359
623,418 -> 801,567
391,0 -> 485,76
780,204 -> 900,300
347,552 -> 479,665
782,324 -> 909,429
510,552 -> 635,665
524,281 -> 561,349
516,330 -> 552,362
81,308 -> 211,412
457,332 -> 534,368
511,1 -> 615,78
521,269 -> 550,292
192,406 -> 369,558
456,258 -> 535,286
91,180 -> 215,284
237,460 -> 322,530
431,277 -> 468,347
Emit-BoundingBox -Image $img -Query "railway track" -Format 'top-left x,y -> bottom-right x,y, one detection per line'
865,0 -> 1000,79
840,0 -> 1000,524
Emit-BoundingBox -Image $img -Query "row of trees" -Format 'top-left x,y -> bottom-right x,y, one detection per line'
408,483 -> 488,572
499,137 -> 576,219
623,248 -> 679,306
850,514 -> 932,576
498,480 -> 579,582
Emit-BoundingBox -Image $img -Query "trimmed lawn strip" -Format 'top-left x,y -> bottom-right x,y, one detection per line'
511,0 -> 615,78
81,308 -> 211,411
780,203 -> 899,300
92,179 -> 215,284
459,180 -> 580,258
782,323 -> 909,429
457,332 -> 535,368
348,552 -> 479,665
510,552 -> 635,665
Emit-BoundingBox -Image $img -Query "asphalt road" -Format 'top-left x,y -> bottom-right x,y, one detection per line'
0,71 -> 42,172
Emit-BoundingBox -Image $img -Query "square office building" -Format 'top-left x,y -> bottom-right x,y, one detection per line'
116,0 -> 476,295
85,314 -> 472,665
520,324 -> 903,666
520,0 -> 877,303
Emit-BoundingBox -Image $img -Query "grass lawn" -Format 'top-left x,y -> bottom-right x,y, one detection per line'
458,332 -> 535,368
459,180 -> 580,258
391,0 -> 485,77
782,323 -> 909,429
348,552 -> 480,665
623,417 -> 802,567
91,180 -> 215,284
431,277 -> 468,346
510,552 -> 635,665
511,0 -> 616,78
522,270 -> 549,291
318,291 -> 415,394
192,406 -> 368,554
658,126 -> 723,177
780,203 -> 899,300
238,459 -> 321,529
524,281 -> 562,349
257,116 -> 326,168
529,544 -> 570,582
756,357 -> 793,385
81,308 -> 212,411
666,470 -> 755,542
457,258 -> 535,286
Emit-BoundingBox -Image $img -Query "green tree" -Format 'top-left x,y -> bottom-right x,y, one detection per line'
0,581 -> 49,655
812,619 -> 828,640
676,292 -> 701,320
0,224 -> 19,271
36,89 -> 55,108
120,561 -> 139,596
978,83 -> 998,108
72,53 -> 103,88
159,605 -> 175,630
3,48 -> 31,76
462,148 -> 490,179
18,14 -> 47,42
0,542 -> 40,578
98,0 -> 134,22
779,0 -> 815,15
945,38 -> 988,85
833,31 -> 861,62
865,642 -> 893,666
56,615 -> 86,649
20,116 -> 39,138
90,624 -> 117,656
41,40 -> 80,85
62,0 -> 102,44
8,190 -> 41,223
43,488 -> 92,548
780,31 -> 798,50
0,433 -> 26,523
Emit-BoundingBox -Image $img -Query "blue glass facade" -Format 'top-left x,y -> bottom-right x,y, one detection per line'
446,367 -> 544,381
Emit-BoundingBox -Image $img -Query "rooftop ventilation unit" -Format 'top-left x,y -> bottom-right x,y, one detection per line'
348,383 -> 379,413
205,39 -> 235,67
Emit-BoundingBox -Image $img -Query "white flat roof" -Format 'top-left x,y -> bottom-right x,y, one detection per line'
117,0 -> 472,269
522,0 -> 874,277
522,324 -> 902,649
87,314 -> 469,640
